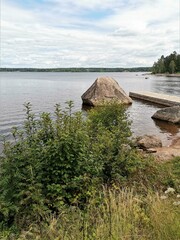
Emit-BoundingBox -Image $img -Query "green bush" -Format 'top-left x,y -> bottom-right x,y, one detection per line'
0,102 -> 133,226
0,101 -> 179,234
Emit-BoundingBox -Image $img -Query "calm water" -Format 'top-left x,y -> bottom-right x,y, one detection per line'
0,72 -> 179,152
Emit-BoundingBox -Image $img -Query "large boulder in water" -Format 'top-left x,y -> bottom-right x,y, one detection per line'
152,106 -> 180,124
81,76 -> 132,106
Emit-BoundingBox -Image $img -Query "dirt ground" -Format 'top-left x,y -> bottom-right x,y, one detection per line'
153,137 -> 180,161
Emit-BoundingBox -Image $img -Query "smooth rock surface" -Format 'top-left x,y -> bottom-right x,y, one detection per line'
81,76 -> 132,106
152,106 -> 180,124
129,91 -> 180,107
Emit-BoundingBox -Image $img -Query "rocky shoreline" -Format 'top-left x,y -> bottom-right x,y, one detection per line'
82,76 -> 180,161
135,135 -> 180,161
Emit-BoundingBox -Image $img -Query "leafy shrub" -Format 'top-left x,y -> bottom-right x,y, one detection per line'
0,101 -> 179,233
0,102 -> 133,227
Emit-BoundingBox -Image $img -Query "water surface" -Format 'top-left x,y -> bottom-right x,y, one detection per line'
0,72 -> 179,152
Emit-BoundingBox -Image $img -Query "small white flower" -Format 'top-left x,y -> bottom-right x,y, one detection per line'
165,187 -> 175,194
177,194 -> 180,198
173,201 -> 180,206
160,195 -> 168,200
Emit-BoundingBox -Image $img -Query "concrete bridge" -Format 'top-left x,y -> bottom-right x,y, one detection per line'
129,91 -> 180,106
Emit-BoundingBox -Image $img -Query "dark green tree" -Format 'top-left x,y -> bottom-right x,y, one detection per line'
169,60 -> 176,73
152,52 -> 179,74
176,54 -> 180,72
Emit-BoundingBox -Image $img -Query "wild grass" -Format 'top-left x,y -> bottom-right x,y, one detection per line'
1,187 -> 178,240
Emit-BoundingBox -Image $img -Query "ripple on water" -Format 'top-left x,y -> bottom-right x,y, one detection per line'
0,72 -> 179,154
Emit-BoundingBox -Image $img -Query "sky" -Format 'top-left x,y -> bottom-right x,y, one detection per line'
0,0 -> 179,68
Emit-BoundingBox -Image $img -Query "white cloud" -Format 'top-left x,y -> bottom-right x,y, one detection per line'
1,0 -> 179,68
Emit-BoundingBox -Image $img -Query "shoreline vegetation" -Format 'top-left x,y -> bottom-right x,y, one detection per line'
1,68 -> 180,77
0,67 -> 151,72
152,51 -> 180,74
0,102 -> 179,239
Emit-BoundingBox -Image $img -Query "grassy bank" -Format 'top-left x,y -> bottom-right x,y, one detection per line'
0,102 -> 179,239
1,182 -> 180,240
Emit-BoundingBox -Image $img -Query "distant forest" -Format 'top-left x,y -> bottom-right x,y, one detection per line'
152,51 -> 180,74
0,67 -> 151,72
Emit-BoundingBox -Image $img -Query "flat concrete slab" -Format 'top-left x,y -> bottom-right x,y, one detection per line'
129,91 -> 180,106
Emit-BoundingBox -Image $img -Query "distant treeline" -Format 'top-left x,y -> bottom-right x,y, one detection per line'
0,67 -> 151,72
152,51 -> 180,74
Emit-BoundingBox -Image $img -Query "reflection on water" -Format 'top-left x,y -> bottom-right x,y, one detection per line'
153,119 -> 179,135
0,72 -> 179,153
126,100 -> 179,146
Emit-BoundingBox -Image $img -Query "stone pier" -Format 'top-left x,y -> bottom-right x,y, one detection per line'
129,91 -> 180,106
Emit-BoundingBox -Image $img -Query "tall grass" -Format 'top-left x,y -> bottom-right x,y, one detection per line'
9,187 -> 179,240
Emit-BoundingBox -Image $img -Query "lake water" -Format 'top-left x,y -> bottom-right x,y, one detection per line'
0,72 -> 179,153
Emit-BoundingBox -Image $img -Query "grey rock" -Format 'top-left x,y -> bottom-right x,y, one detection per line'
152,106 -> 180,124
136,135 -> 162,150
81,76 -> 132,106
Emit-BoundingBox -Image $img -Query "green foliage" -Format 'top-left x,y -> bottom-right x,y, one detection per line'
0,101 -> 179,237
169,59 -> 176,73
158,157 -> 180,190
0,102 -> 132,227
87,103 -> 133,183
152,51 -> 180,74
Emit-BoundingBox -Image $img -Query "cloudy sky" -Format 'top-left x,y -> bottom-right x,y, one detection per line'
1,0 -> 179,68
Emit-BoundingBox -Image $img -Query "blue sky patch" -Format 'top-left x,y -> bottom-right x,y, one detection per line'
9,0 -> 45,9
81,9 -> 113,21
